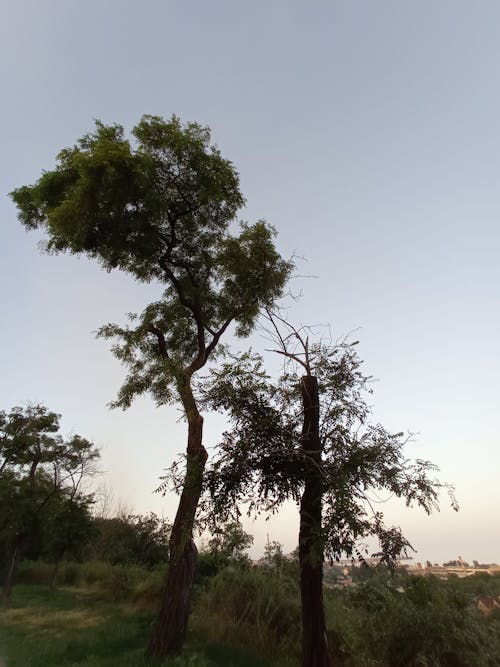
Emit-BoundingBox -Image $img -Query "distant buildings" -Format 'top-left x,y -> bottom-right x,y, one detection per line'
410,557 -> 500,579
323,555 -> 500,586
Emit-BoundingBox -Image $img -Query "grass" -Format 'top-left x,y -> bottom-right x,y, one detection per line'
3,564 -> 500,666
0,585 -> 272,667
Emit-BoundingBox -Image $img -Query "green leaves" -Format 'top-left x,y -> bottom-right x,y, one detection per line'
12,115 -> 291,409
217,222 -> 292,337
0,404 -> 100,583
200,341 -> 455,568
11,115 -> 247,280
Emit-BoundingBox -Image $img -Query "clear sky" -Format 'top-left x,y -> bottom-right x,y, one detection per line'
1,0 -> 499,564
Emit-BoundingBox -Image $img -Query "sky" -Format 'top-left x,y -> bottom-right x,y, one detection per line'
1,0 -> 499,564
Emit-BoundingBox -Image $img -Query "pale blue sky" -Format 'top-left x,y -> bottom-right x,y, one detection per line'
1,0 -> 499,563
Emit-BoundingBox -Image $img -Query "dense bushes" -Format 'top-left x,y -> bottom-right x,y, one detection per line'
193,567 -> 500,666
16,559 -> 165,603
6,511 -> 171,574
83,513 -> 171,567
334,577 -> 500,666
11,556 -> 500,665
193,565 -> 302,662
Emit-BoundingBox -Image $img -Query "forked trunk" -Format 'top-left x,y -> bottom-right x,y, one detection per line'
299,375 -> 331,667
147,409 -> 207,657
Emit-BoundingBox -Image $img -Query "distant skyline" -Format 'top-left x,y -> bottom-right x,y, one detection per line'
1,1 -> 499,563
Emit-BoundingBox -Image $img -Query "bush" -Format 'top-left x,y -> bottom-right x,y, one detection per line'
13,560 -> 500,666
326,577 -> 500,667
192,565 -> 301,663
14,559 -> 164,604
16,559 -> 53,585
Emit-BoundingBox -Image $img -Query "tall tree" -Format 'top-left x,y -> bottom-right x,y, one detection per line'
0,404 -> 99,603
11,116 -> 291,655
199,323 -> 457,667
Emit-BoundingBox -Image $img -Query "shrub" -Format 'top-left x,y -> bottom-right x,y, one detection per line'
192,565 -> 301,662
16,559 -> 52,585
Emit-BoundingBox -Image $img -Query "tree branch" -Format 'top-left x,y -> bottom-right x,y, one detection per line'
148,325 -> 169,359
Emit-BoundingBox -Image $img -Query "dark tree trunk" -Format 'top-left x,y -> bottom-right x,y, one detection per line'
2,536 -> 22,607
147,407 -> 207,658
299,375 -> 331,667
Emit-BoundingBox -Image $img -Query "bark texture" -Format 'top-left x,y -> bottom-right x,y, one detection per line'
299,375 -> 331,667
147,404 -> 207,657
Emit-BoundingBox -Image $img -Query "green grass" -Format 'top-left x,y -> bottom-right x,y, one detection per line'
0,585 -> 272,667
4,565 -> 500,667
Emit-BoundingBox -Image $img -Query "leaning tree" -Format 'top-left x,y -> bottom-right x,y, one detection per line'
196,318 -> 457,667
11,116 -> 291,655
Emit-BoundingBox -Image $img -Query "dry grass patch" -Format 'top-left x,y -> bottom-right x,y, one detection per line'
0,606 -> 104,635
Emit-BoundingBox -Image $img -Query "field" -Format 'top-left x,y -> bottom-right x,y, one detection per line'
0,584 -> 270,667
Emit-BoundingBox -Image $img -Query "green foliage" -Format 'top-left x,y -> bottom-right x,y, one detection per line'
0,583 -> 271,666
262,540 -> 289,574
2,568 -> 500,666
38,494 -> 96,563
11,115 -> 291,653
206,522 -> 253,563
85,513 -> 171,567
325,576 -> 500,666
195,523 -> 254,586
15,559 -> 162,601
455,571 -> 500,598
11,116 -> 292,408
193,566 -> 302,662
0,404 -> 99,593
198,341 -> 456,568
193,567 -> 500,666
11,117 -> 242,280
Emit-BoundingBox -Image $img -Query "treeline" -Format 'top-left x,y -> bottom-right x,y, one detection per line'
0,404 -> 174,599
2,511 -> 171,571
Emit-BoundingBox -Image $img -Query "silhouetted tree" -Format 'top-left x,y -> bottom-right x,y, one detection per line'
195,319 -> 457,667
0,404 -> 98,603
11,116 -> 291,655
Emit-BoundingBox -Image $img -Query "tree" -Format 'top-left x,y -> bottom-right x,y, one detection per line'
86,512 -> 171,567
40,492 -> 96,588
262,539 -> 287,573
0,404 -> 99,603
11,115 -> 291,655
207,521 -> 253,563
198,321 -> 457,667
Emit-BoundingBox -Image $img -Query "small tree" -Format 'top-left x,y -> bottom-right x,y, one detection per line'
207,521 -> 253,563
198,322 -> 457,667
11,116 -> 291,655
0,404 -> 99,603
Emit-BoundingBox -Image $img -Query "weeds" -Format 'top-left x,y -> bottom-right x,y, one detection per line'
3,563 -> 500,666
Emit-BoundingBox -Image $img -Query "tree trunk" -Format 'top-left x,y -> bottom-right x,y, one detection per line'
2,536 -> 22,607
51,552 -> 64,591
299,375 -> 331,667
147,406 -> 207,658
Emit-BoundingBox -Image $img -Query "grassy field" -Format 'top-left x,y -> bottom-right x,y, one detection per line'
0,585 -> 272,667
2,564 -> 500,666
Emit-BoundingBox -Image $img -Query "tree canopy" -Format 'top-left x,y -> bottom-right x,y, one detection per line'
197,335 -> 457,568
11,115 -> 291,655
0,404 -> 99,602
11,116 -> 291,390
